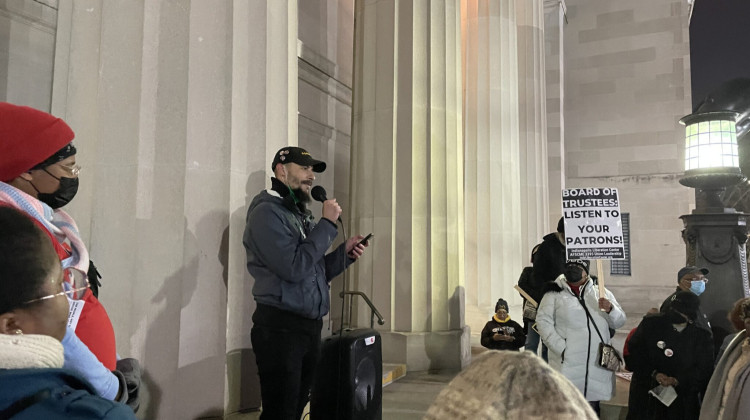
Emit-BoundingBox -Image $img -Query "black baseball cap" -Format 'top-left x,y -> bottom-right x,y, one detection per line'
677,266 -> 709,283
271,146 -> 326,173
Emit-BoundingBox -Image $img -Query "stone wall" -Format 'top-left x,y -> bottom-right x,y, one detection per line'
563,0 -> 694,327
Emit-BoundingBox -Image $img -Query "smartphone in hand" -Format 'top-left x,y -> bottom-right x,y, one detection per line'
358,233 -> 373,246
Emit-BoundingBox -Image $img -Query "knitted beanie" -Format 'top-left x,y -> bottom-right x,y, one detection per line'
424,351 -> 598,420
495,298 -> 509,312
0,102 -> 75,182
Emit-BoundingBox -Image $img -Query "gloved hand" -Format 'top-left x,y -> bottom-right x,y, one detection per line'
115,358 -> 142,412
62,327 -> 120,400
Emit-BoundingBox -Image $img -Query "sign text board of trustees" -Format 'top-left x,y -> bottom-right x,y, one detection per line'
563,187 -> 625,260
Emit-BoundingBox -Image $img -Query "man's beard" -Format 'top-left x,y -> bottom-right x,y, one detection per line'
292,187 -> 311,204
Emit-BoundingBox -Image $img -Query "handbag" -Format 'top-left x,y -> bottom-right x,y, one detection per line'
522,300 -> 538,320
597,342 -> 623,372
578,297 -> 623,372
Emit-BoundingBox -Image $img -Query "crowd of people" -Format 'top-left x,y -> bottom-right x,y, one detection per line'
3,102 -> 750,419
474,217 -> 750,419
0,103 -> 140,418
0,103 -> 369,419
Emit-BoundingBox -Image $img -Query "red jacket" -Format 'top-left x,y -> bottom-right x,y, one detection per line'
33,217 -> 117,370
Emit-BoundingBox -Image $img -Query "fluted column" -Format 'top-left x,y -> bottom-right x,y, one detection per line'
544,0 -> 566,225
225,0 -> 298,414
51,0 -> 297,417
461,0 -> 524,334
517,0 -> 550,250
349,0 -> 468,371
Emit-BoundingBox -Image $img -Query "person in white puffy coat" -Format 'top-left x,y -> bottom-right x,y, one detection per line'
536,259 -> 627,415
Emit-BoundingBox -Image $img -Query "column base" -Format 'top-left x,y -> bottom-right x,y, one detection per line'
225,348 -> 261,414
381,326 -> 471,372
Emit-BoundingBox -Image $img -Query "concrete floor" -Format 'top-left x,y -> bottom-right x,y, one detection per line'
226,338 -> 632,420
224,370 -> 456,420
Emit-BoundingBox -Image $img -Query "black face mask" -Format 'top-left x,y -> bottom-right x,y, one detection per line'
666,309 -> 687,324
37,176 -> 79,209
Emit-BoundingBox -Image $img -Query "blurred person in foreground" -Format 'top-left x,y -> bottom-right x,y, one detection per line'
0,206 -> 135,419
700,297 -> 750,420
424,350 -> 598,420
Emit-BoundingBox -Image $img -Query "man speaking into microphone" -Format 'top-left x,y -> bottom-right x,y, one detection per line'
243,146 -> 368,420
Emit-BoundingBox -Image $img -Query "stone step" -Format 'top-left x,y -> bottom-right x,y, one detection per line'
383,363 -> 407,387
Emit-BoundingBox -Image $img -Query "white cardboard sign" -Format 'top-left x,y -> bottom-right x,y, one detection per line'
562,187 -> 625,260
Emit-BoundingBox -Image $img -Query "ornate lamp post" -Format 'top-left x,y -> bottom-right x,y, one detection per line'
679,110 -> 750,349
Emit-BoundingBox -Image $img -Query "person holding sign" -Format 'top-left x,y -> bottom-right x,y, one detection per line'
536,259 -> 626,416
534,217 -> 567,285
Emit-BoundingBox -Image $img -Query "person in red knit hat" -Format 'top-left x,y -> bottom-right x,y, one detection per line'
0,102 -> 140,410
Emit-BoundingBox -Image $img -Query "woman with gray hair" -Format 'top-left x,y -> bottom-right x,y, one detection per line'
423,351 -> 597,420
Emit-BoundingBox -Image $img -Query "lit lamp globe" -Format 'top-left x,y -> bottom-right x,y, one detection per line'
679,111 -> 746,213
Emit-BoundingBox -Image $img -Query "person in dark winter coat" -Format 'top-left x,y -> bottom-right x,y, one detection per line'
0,206 -> 135,420
243,147 -> 369,420
518,244 -> 547,359
625,291 -> 714,420
660,266 -> 712,336
481,299 -> 526,351
534,217 -> 567,286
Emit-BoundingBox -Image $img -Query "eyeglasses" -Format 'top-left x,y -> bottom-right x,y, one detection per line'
22,281 -> 89,305
684,276 -> 708,283
57,163 -> 81,177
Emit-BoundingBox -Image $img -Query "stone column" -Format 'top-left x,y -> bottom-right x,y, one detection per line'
517,0 -> 550,249
51,0 -> 297,417
681,213 -> 750,353
461,0 -> 524,333
225,0 -> 298,414
544,0 -> 566,225
0,0 -> 57,109
349,0 -> 468,371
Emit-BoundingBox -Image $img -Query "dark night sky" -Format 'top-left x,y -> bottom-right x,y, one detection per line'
689,0 -> 750,111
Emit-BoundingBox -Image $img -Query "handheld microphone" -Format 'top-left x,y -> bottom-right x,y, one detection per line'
311,185 -> 328,202
311,186 -> 342,223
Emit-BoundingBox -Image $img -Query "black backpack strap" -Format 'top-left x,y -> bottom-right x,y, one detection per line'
0,389 -> 51,420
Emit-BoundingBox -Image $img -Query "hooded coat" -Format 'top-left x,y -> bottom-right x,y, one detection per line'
533,232 -> 566,285
625,313 -> 713,420
536,275 -> 626,402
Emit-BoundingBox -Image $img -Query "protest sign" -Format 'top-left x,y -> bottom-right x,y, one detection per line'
562,187 -> 625,260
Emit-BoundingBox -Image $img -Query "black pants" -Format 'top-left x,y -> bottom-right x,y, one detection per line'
251,304 -> 323,420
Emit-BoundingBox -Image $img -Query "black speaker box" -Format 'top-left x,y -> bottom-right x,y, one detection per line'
310,328 -> 382,420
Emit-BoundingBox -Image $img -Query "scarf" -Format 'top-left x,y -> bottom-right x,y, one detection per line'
0,181 -> 89,285
0,334 -> 64,369
494,314 -> 511,323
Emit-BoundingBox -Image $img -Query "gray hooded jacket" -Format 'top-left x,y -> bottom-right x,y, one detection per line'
243,188 -> 351,320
